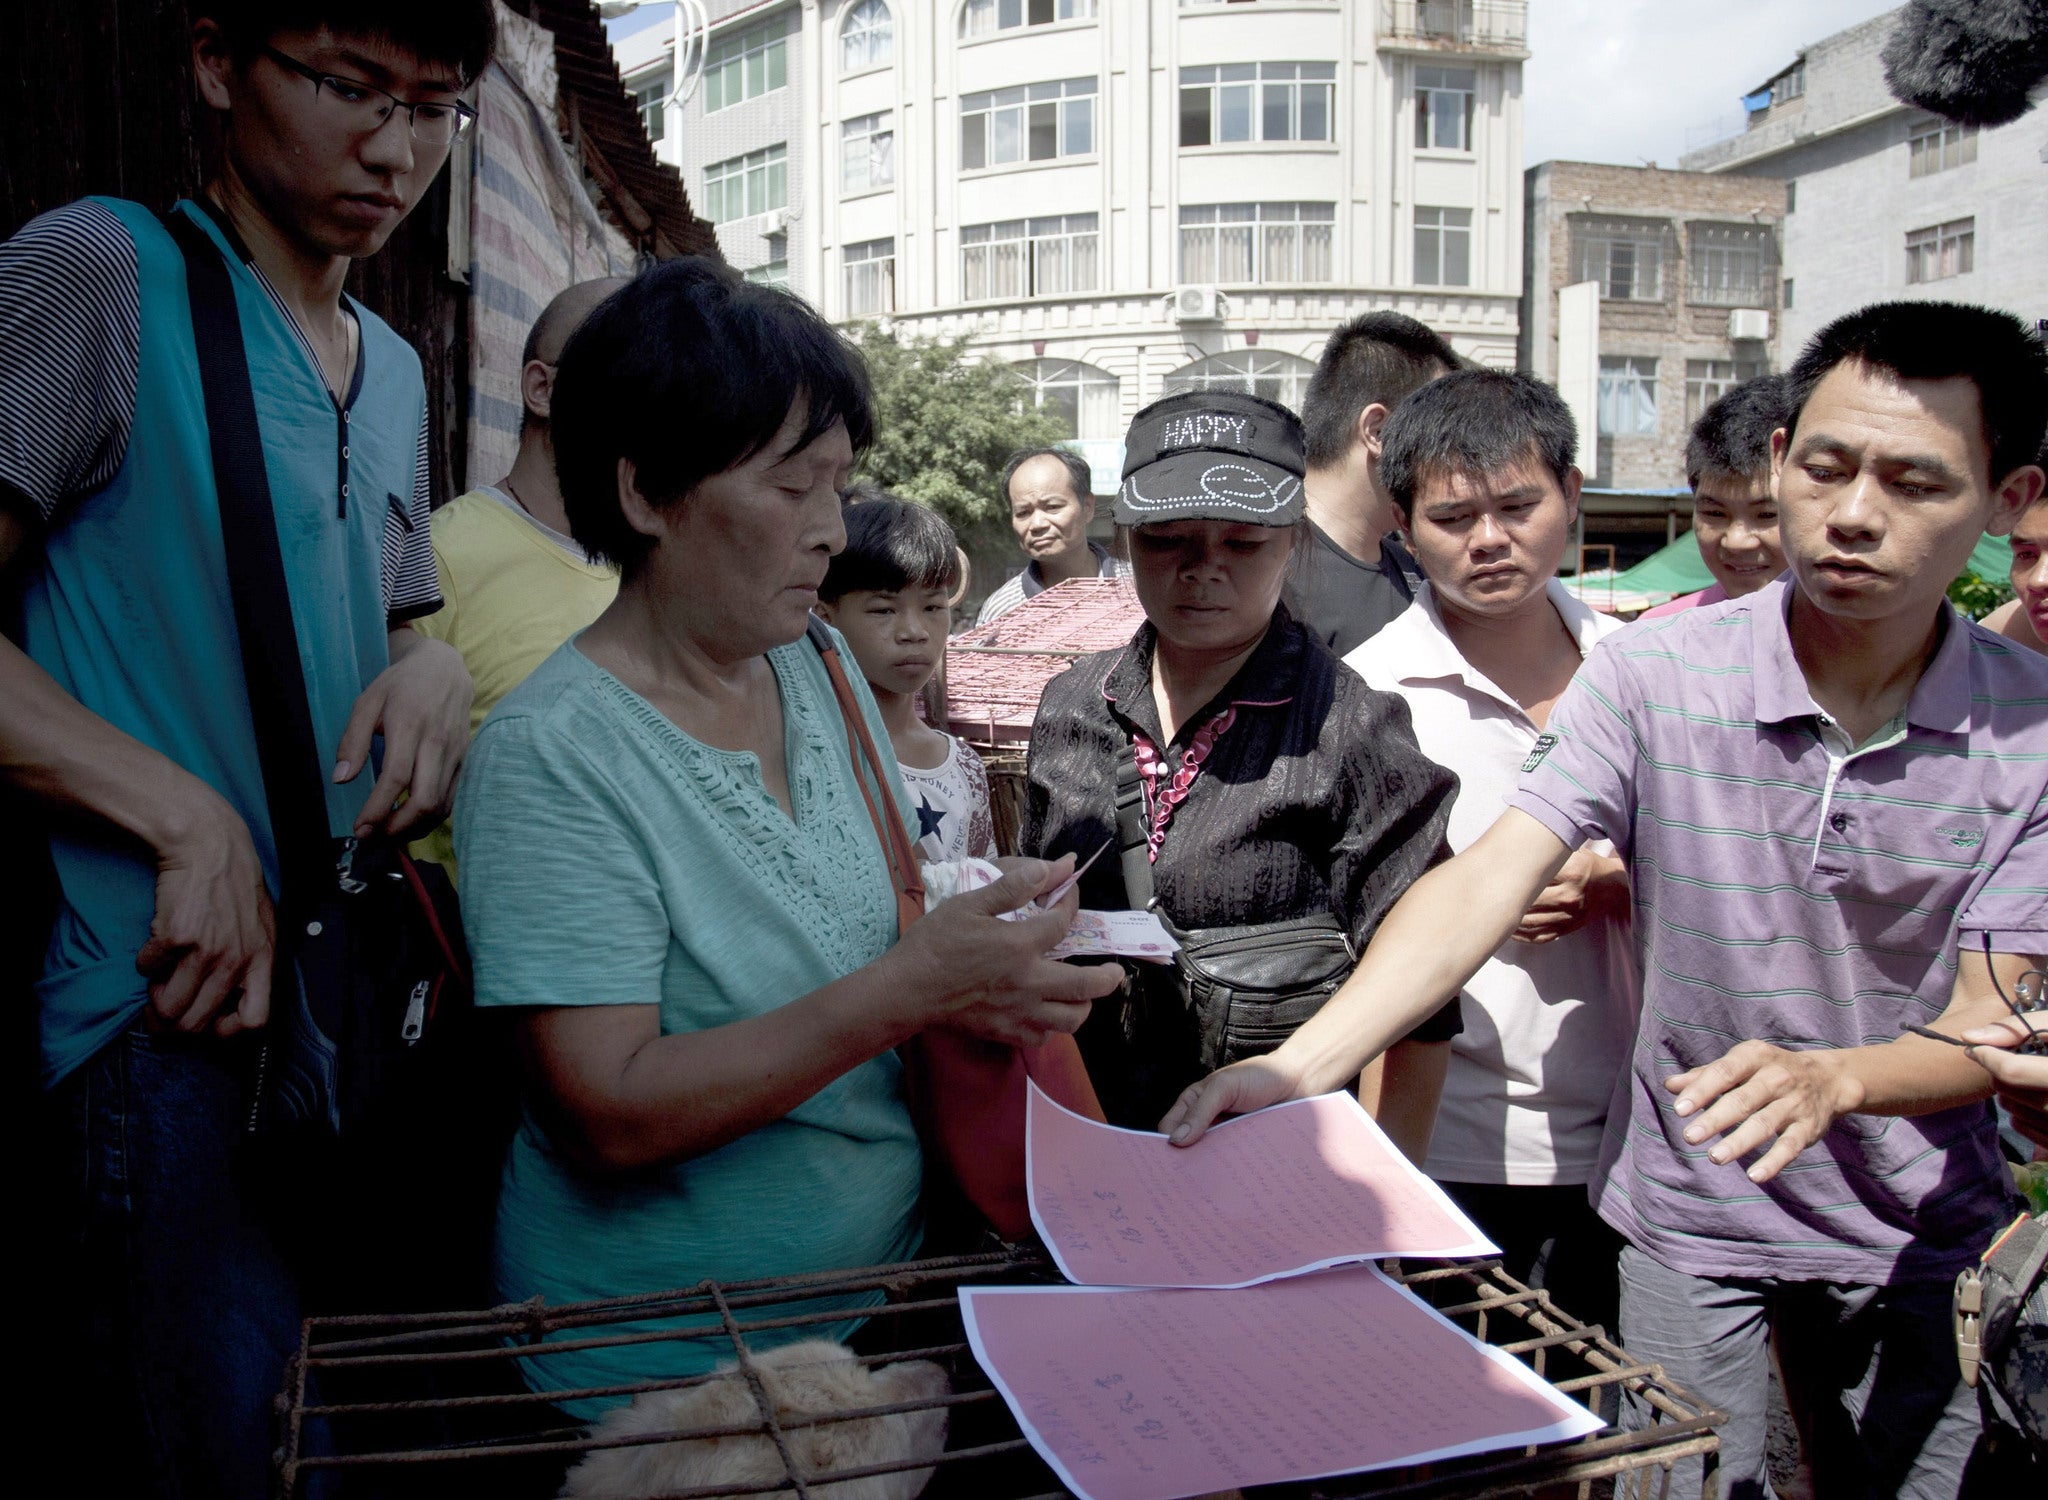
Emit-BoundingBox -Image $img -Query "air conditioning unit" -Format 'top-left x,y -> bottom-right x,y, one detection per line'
1729,308 -> 1771,342
759,207 -> 791,237
1173,286 -> 1223,322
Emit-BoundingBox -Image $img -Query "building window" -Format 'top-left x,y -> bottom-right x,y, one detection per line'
1179,63 -> 1334,147
1685,358 -> 1769,425
843,112 -> 895,194
1164,350 -> 1317,413
1568,215 -> 1670,302
1906,218 -> 1975,282
961,214 -> 1099,300
1017,358 -> 1120,439
844,238 -> 895,316
960,0 -> 1096,37
1782,277 -> 1794,309
1179,202 -> 1334,285
961,78 -> 1095,170
746,259 -> 790,288
1598,356 -> 1659,436
1688,222 -> 1777,307
1785,179 -> 1796,212
629,69 -> 671,143
1415,66 -> 1476,151
1908,118 -> 1978,178
841,0 -> 893,73
1413,206 -> 1472,286
1772,61 -> 1805,105
704,20 -> 787,112
703,144 -> 787,224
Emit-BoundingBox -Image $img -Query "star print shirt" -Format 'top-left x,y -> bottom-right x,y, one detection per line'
900,735 -> 1000,862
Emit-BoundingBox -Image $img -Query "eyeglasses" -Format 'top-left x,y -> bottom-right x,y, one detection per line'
261,45 -> 477,147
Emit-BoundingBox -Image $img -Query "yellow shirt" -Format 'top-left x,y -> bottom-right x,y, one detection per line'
410,487 -> 618,869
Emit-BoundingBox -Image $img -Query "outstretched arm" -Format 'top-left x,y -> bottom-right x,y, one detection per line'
1163,808 -> 1571,1143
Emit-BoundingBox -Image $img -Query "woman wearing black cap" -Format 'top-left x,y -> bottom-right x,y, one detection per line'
1022,391 -> 1462,1137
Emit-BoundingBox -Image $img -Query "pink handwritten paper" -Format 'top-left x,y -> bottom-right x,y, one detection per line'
961,1264 -> 1604,1500
1028,1081 -> 1497,1288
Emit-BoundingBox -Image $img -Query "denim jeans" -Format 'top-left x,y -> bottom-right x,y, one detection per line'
1616,1242 -> 1979,1500
48,1022 -> 304,1500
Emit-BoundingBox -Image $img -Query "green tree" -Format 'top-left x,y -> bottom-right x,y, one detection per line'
846,322 -> 1067,547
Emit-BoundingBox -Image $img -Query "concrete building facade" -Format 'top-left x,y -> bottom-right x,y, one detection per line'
1679,8 -> 2046,361
1521,160 -> 1785,492
611,1 -> 1530,451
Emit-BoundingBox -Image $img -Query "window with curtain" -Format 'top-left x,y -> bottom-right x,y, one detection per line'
1598,356 -> 1659,436
1908,117 -> 1977,177
1016,359 -> 1120,439
704,20 -> 787,112
702,144 -> 787,224
1684,358 -> 1769,424
1905,218 -> 1974,282
841,0 -> 893,72
842,112 -> 895,194
1179,63 -> 1334,146
961,214 -> 1099,300
629,68 -> 670,142
961,78 -> 1095,170
1164,351 -> 1317,413
1568,215 -> 1671,302
960,0 -> 1096,38
1688,222 -> 1777,307
1179,202 -> 1333,285
1414,65 -> 1475,150
1413,206 -> 1472,286
844,239 -> 896,316
745,259 -> 790,288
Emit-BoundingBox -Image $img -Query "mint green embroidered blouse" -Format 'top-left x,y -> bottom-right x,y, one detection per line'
454,632 -> 923,1416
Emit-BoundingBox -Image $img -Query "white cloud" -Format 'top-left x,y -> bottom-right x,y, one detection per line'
1524,0 -> 1904,168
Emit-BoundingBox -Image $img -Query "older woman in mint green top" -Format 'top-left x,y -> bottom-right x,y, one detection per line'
453,261 -> 1120,1418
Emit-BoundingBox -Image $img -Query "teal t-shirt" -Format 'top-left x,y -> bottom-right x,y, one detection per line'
453,632 -> 925,1416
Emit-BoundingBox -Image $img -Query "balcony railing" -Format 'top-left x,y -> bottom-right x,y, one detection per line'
1379,1 -> 1528,53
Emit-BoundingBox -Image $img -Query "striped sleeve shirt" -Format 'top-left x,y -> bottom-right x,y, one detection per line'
0,198 -> 438,625
1511,577 -> 2036,1284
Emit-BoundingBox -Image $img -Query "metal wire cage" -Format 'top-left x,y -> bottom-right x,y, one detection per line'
276,1248 -> 1720,1499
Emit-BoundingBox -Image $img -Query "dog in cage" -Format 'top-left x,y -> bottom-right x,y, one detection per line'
561,1339 -> 952,1500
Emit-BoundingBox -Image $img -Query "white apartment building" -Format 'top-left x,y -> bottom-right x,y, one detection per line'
1679,8 -> 2046,361
611,0 -> 1527,450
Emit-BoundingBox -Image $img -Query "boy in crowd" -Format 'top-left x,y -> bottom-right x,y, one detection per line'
817,497 -> 999,862
1345,371 -> 1639,1332
412,276 -> 626,868
1641,373 -> 1795,618
1981,482 -> 2048,656
1291,310 -> 1460,654
1169,302 -> 2048,1499
0,5 -> 493,1494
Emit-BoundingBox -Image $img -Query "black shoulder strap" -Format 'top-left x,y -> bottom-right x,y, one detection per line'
1114,736 -> 1154,910
163,209 -> 332,915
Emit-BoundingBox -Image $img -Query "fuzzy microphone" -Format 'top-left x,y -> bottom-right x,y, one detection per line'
1881,0 -> 2048,127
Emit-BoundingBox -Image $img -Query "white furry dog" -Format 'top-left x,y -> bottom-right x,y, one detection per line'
562,1339 -> 951,1500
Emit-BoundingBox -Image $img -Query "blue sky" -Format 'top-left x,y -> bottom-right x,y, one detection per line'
1524,0 -> 1903,167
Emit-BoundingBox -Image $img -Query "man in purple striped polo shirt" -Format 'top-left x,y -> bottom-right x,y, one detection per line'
1166,302 -> 2048,1496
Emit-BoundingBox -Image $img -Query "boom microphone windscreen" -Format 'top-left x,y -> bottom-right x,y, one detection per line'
1881,0 -> 2048,127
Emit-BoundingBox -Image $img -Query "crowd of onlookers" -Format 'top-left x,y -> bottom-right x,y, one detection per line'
7,6 -> 2047,1499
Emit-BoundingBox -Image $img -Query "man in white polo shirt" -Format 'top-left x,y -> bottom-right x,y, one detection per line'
1345,368 -> 1640,1331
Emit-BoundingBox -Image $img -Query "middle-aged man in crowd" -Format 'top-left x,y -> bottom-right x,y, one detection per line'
1290,310 -> 1459,655
1640,373 -> 1794,619
1345,370 -> 1639,1334
411,276 -> 626,869
976,445 -> 1128,624
1167,302 -> 2048,1499
0,5 -> 493,1495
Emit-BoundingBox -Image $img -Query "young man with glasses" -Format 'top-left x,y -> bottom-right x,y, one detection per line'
0,6 -> 492,1495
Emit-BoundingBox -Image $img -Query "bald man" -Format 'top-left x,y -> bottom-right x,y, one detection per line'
411,277 -> 627,868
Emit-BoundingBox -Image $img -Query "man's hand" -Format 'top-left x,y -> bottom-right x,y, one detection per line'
1665,1040 -> 1864,1183
333,631 -> 473,839
133,789 -> 275,1036
1962,1016 -> 2048,1149
1513,844 -> 1627,944
1160,1053 -> 1307,1146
